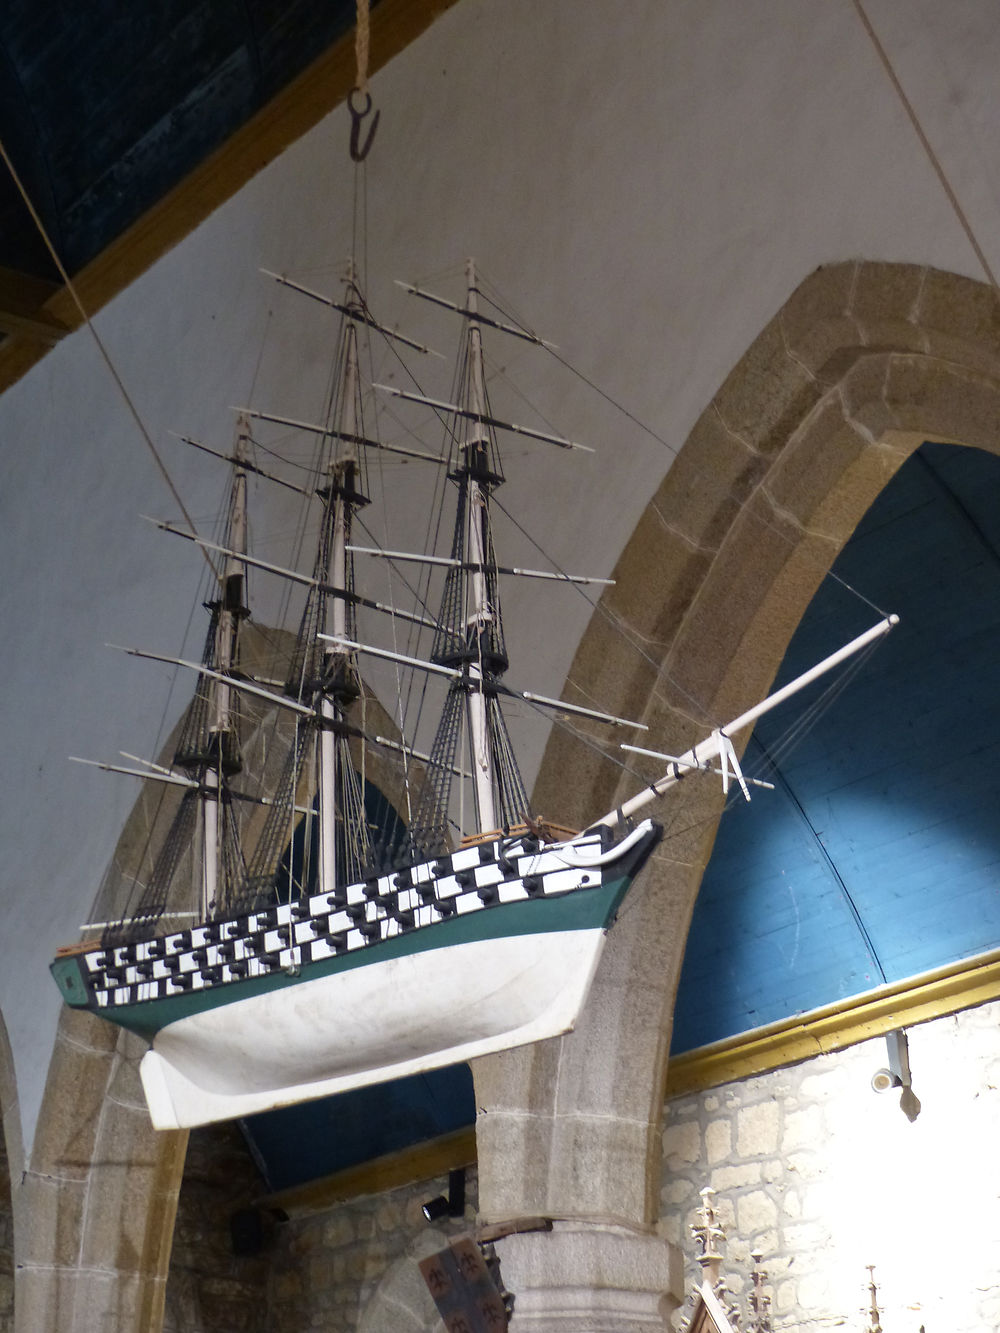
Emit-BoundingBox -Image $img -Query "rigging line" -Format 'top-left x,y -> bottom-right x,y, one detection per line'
734,644 -> 880,799
351,282 -> 458,633
246,304 -> 273,406
851,0 -> 999,294
490,489 -> 725,729
482,347 -> 564,440
739,652 -> 864,781
479,280 -> 888,620
94,566 -> 209,930
0,136 -> 218,582
915,448 -> 1000,569
351,514 -> 443,634
747,730 -> 888,986
364,385 -> 428,816
824,569 -> 890,619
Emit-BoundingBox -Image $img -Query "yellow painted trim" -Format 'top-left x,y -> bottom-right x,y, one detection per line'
0,0 -> 461,395
0,267 -> 68,344
256,1124 -> 477,1216
666,946 -> 1000,1097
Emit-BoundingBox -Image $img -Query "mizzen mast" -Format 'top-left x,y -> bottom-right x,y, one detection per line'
461,265 -> 498,831
319,270 -> 367,898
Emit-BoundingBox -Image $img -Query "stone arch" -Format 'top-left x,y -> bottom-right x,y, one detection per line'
14,620 -> 412,1332
0,1010 -> 21,1333
474,261 -> 1000,1230
16,1012 -> 186,1332
358,1230 -> 452,1333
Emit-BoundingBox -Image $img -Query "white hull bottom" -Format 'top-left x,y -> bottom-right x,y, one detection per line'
140,926 -> 606,1129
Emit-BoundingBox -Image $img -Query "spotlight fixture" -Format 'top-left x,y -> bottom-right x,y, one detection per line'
871,1028 -> 914,1101
230,1206 -> 265,1256
422,1167 -> 466,1223
871,1067 -> 901,1094
422,1194 -> 451,1222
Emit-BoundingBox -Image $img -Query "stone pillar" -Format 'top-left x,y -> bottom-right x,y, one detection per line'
16,1011 -> 186,1333
495,1223 -> 683,1332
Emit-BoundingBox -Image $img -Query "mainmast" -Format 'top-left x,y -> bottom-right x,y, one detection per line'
461,264 -> 499,832
317,270 -> 367,899
264,264 -> 372,902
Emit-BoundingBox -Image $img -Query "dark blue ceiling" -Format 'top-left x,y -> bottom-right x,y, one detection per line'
0,0 -> 361,280
671,440 -> 1000,1053
243,1063 -> 474,1195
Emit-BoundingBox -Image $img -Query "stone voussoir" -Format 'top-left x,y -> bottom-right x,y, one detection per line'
714,316 -> 824,458
915,266 -> 1000,379
883,354 -> 1000,451
779,261 -> 863,381
849,260 -> 929,356
651,409 -> 766,552
766,391 -> 905,541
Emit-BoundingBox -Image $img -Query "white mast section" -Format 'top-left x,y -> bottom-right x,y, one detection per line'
149,522 -> 438,630
598,615 -> 898,829
463,261 -> 498,834
394,278 -> 558,348
212,422 -> 247,737
374,385 -> 592,452
318,294 -> 361,902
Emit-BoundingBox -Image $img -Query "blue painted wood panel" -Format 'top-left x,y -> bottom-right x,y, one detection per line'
671,442 -> 1000,1053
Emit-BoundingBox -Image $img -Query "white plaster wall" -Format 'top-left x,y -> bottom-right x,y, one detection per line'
3,0 -> 1000,1152
663,1001 -> 1000,1331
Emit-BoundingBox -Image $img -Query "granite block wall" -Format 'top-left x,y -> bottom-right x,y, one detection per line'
154,1001 -> 1000,1332
162,1119 -> 477,1333
0,1125 -> 12,1333
162,1122 -> 270,1333
266,1169 -> 478,1333
660,999 -> 1000,1332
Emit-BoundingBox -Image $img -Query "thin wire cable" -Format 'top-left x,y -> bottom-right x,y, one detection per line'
476,283 -> 894,627
0,136 -> 217,580
852,0 -> 999,293
748,729 -> 888,984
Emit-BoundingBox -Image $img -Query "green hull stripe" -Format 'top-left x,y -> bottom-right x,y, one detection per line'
52,872 -> 636,1042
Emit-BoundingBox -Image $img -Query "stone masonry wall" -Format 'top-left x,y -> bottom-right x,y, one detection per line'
266,1168 -> 478,1333
163,1118 -> 477,1333
0,1124 -> 11,1333
660,999 -> 1000,1332
163,1121 -> 271,1333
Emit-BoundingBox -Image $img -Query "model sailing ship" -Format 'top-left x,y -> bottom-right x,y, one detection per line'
50,262 -> 896,1130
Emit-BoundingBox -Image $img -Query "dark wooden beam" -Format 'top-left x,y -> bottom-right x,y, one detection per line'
0,266 -> 69,345
255,1125 -> 477,1217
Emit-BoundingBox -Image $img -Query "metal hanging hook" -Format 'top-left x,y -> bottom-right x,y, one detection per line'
349,89 -> 380,162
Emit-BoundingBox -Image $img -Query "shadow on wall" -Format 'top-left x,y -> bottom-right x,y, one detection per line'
162,1122 -> 271,1333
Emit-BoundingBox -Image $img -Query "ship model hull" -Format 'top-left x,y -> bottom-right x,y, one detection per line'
52,820 -> 661,1129
50,258 -> 895,1134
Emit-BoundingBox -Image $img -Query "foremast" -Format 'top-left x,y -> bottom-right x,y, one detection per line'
409,261 -> 530,857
